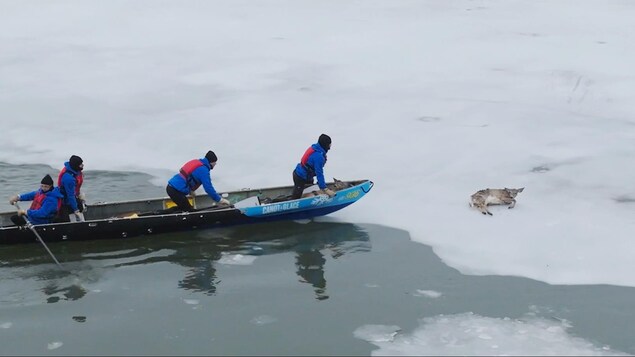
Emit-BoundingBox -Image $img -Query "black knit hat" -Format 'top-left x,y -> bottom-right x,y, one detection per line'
205,150 -> 218,163
318,134 -> 331,150
41,174 -> 54,186
69,155 -> 83,171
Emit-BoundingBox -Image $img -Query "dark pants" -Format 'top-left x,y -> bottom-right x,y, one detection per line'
58,205 -> 72,222
291,171 -> 313,199
58,204 -> 82,222
166,184 -> 194,212
10,215 -> 27,226
57,197 -> 85,222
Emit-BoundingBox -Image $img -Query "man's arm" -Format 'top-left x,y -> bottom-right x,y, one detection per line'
194,167 -> 222,202
312,155 -> 327,190
62,175 -> 79,211
15,191 -> 37,202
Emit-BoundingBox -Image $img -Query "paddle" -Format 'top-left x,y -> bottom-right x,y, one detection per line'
13,202 -> 64,269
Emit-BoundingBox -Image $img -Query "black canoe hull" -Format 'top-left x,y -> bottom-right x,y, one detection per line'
0,179 -> 372,245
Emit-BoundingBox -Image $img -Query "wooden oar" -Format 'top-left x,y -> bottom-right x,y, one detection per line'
14,202 -> 63,269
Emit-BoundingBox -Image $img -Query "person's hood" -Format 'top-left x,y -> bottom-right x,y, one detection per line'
311,143 -> 327,155
63,161 -> 79,175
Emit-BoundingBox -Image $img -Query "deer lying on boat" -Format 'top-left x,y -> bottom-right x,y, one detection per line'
301,178 -> 351,198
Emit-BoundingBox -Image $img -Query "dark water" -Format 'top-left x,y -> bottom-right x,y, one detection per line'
2,163 -> 635,355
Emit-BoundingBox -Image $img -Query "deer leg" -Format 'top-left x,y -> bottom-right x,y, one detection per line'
477,204 -> 492,216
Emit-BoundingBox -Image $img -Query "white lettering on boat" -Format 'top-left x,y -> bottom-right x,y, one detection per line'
262,201 -> 301,214
311,196 -> 332,206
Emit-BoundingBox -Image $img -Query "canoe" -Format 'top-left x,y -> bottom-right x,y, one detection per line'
0,179 -> 373,245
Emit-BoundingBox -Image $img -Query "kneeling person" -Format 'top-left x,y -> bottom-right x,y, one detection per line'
292,134 -> 336,199
166,150 -> 230,212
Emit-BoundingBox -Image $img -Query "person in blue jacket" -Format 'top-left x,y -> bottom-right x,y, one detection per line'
166,150 -> 230,212
8,174 -> 64,225
291,134 -> 336,199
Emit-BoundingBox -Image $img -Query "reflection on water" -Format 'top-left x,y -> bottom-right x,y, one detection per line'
0,221 -> 370,303
296,250 -> 328,300
179,259 -> 220,296
177,221 -> 371,298
42,283 -> 87,304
